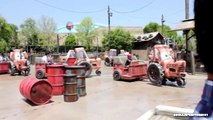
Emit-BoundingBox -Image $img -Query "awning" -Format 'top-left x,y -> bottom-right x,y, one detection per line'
171,19 -> 194,31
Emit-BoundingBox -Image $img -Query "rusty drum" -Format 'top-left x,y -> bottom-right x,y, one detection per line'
64,65 -> 87,97
77,76 -> 86,97
65,65 -> 86,77
63,74 -> 78,102
19,77 -> 52,105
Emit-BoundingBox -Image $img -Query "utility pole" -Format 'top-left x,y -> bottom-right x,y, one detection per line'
161,14 -> 165,37
185,0 -> 189,19
185,0 -> 190,52
57,34 -> 59,54
108,5 -> 113,31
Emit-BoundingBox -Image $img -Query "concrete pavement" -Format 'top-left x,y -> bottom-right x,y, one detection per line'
0,63 -> 206,120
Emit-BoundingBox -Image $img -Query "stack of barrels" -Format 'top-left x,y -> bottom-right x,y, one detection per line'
19,64 -> 87,105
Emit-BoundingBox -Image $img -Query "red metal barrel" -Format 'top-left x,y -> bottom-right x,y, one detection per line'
63,74 -> 78,102
67,58 -> 76,66
47,64 -> 65,95
65,65 -> 86,77
0,62 -> 9,74
47,64 -> 64,75
47,75 -> 64,95
19,77 -> 52,105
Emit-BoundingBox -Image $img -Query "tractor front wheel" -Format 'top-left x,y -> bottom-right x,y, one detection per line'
95,70 -> 101,76
104,57 -> 111,66
77,61 -> 92,78
176,77 -> 186,87
113,71 -> 121,81
24,68 -> 30,76
36,70 -> 45,79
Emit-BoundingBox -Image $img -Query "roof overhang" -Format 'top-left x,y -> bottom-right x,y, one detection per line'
170,19 -> 194,31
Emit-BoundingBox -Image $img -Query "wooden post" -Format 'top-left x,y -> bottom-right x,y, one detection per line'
190,51 -> 196,75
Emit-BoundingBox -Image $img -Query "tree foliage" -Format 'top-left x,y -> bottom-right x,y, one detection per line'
64,34 -> 77,46
102,28 -> 135,52
143,22 -> 159,33
20,18 -> 39,46
0,40 -> 7,52
9,24 -> 18,47
0,16 -> 17,52
76,17 -> 96,51
143,22 -> 182,46
37,16 -> 57,51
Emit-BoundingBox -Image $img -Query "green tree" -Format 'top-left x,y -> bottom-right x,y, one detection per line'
0,40 -> 7,52
37,16 -> 57,50
20,18 -> 39,46
143,22 -> 160,33
102,28 -> 135,52
9,24 -> 18,47
64,34 -> 77,46
0,17 -> 14,52
76,17 -> 96,51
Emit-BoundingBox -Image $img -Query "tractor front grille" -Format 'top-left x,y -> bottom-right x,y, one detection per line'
178,66 -> 184,72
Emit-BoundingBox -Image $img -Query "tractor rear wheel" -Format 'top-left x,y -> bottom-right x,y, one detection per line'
9,62 -> 15,76
147,63 -> 164,86
77,61 -> 92,78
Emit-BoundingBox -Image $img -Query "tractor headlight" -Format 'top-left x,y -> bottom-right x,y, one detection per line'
27,60 -> 30,66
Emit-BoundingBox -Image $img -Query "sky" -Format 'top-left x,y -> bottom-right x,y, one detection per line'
0,0 -> 195,33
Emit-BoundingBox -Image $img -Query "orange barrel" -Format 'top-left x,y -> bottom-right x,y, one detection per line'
77,76 -> 87,96
0,62 -> 9,74
47,64 -> 65,95
63,74 -> 78,102
64,66 -> 86,77
19,77 -> 52,105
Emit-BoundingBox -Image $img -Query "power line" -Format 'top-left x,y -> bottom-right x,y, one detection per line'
110,0 -> 157,14
33,0 -> 107,13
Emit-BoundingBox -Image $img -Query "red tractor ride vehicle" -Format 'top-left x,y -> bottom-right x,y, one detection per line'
113,55 -> 147,81
9,49 -> 30,76
147,44 -> 186,87
65,47 -> 101,77
35,53 -> 54,79
35,63 -> 48,79
104,49 -> 117,66
0,53 -> 10,74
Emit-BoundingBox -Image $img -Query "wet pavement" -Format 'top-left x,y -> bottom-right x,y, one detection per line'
0,62 -> 206,120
